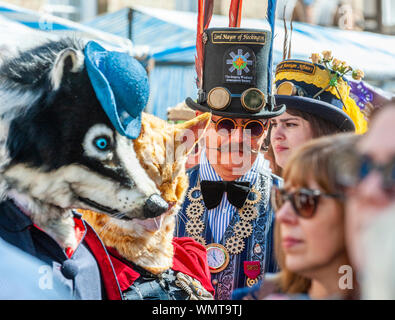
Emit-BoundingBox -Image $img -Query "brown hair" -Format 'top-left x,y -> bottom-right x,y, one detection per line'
265,108 -> 346,176
274,132 -> 360,295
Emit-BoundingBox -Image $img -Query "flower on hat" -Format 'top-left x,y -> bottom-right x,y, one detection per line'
352,69 -> 365,81
309,51 -> 364,84
331,58 -> 342,71
310,51 -> 363,82
338,61 -> 352,74
306,51 -> 367,133
321,50 -> 333,62
309,53 -> 321,64
312,51 -> 364,103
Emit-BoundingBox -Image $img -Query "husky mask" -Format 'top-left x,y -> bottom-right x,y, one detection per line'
0,38 -> 210,249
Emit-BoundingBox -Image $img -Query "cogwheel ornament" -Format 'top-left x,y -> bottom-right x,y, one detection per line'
239,206 -> 258,222
186,219 -> 204,236
186,202 -> 205,219
246,278 -> 259,288
233,220 -> 253,239
244,187 -> 261,205
225,236 -> 245,255
192,235 -> 207,246
187,186 -> 203,202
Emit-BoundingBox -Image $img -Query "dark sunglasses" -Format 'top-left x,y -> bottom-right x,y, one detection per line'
271,186 -> 343,219
211,117 -> 269,138
336,152 -> 395,194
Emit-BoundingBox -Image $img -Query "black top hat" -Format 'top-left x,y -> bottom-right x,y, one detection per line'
186,27 -> 286,119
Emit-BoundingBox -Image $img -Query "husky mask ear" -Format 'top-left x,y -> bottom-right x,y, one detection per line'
174,112 -> 211,159
50,48 -> 84,91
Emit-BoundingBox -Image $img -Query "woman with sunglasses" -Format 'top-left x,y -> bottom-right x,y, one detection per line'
266,53 -> 367,176
238,133 -> 359,300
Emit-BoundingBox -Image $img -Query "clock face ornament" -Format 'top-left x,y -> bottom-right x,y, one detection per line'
206,243 -> 230,273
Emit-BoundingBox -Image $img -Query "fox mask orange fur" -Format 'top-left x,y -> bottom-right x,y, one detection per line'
81,112 -> 210,274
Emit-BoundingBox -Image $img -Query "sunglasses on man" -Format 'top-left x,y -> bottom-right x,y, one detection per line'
271,185 -> 343,219
211,117 -> 269,138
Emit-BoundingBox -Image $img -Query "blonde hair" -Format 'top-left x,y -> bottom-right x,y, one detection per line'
274,132 -> 360,294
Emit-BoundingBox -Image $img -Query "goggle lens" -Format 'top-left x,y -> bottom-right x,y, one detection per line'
207,87 -> 231,110
206,87 -> 266,113
214,118 -> 267,138
242,89 -> 265,112
245,120 -> 265,137
216,118 -> 236,134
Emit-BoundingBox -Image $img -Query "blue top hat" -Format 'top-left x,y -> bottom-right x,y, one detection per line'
84,41 -> 149,139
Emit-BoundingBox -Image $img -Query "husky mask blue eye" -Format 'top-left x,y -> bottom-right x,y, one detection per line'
94,137 -> 110,151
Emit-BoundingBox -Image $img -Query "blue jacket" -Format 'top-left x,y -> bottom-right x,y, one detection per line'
0,200 -> 122,300
0,236 -> 70,299
176,164 -> 282,300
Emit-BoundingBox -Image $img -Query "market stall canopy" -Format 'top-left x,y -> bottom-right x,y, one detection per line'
86,5 -> 395,80
0,1 -> 132,52
85,6 -> 395,119
0,14 -> 57,53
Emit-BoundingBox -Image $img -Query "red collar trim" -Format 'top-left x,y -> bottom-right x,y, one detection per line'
107,247 -> 141,291
65,218 -> 86,258
32,217 -> 86,258
30,216 -> 122,300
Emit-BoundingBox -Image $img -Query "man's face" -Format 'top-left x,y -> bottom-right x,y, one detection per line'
345,106 -> 395,271
203,113 -> 267,174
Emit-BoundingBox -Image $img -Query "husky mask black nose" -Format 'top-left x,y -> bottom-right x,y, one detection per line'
0,38 -> 166,233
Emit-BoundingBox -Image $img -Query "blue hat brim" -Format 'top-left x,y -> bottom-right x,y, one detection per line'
275,95 -> 355,132
84,41 -> 148,140
85,55 -> 129,135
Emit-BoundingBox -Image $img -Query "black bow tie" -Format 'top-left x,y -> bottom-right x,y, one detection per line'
200,180 -> 251,210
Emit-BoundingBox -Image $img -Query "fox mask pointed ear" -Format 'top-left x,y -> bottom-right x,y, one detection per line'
50,48 -> 85,91
174,112 -> 211,159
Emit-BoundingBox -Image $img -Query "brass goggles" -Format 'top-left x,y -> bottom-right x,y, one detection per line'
207,87 -> 266,113
276,81 -> 308,97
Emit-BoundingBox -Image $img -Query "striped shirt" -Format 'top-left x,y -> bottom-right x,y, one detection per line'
199,148 -> 272,243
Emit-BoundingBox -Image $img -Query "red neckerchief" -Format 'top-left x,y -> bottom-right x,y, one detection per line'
33,217 -> 86,258
107,237 -> 215,296
81,220 -> 123,300
65,218 -> 86,258
33,217 -> 122,300
106,246 -> 140,292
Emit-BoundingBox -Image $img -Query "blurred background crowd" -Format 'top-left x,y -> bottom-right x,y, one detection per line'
1,0 -> 395,301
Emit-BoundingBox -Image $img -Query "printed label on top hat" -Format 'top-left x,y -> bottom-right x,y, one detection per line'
276,60 -> 316,75
224,46 -> 256,85
212,31 -> 266,44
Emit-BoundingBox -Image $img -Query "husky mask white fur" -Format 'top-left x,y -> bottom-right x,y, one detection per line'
0,38 -> 209,250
